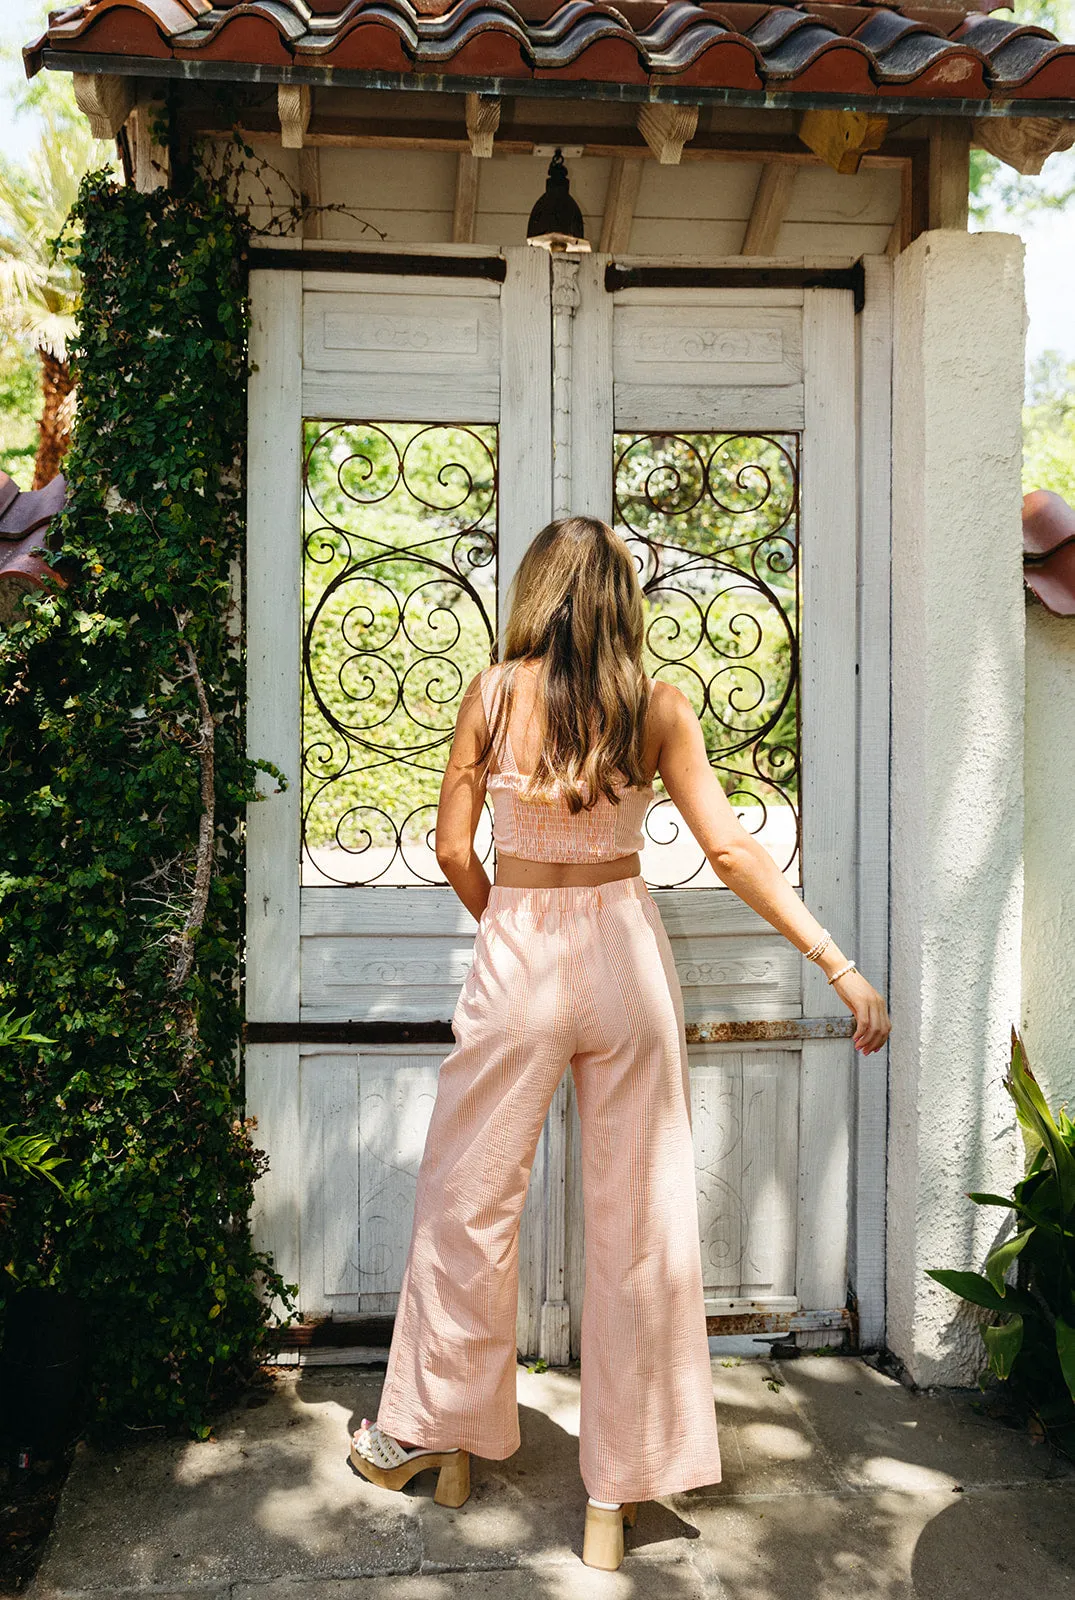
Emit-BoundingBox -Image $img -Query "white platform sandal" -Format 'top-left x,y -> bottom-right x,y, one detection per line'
582,1497 -> 639,1570
349,1418 -> 470,1506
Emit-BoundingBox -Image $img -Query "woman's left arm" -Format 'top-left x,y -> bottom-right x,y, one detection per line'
434,671 -> 493,923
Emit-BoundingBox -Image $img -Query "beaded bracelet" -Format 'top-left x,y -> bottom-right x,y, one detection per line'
804,929 -> 831,961
827,960 -> 857,985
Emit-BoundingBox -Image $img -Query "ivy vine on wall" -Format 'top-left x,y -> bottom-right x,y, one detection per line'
0,169 -> 297,1438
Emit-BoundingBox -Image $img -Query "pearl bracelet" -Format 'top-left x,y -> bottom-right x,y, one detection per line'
804,929 -> 831,961
827,960 -> 857,985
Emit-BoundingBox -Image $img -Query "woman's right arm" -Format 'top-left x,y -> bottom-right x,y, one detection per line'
654,681 -> 891,1057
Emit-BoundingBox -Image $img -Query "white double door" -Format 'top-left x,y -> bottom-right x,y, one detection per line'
246,243 -> 876,1360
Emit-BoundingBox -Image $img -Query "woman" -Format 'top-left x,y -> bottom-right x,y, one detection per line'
350,516 -> 890,1570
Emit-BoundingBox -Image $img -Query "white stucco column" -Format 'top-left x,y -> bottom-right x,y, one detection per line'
888,229 -> 1026,1385
1023,605 -> 1075,1109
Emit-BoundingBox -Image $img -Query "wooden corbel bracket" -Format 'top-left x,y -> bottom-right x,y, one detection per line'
798,108 -> 889,175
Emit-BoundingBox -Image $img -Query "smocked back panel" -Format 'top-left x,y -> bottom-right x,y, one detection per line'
479,663 -> 654,864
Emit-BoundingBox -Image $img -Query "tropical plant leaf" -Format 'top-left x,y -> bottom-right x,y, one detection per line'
1057,1318 -> 1075,1405
1006,1029 -> 1075,1216
984,1228 -> 1035,1296
982,1313 -> 1024,1380
926,1268 -> 1033,1314
967,1193 -> 1018,1208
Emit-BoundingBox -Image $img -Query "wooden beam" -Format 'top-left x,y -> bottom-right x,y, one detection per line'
191,111 -> 921,170
599,157 -> 643,253
637,103 -> 699,164
278,83 -> 312,149
741,161 -> 796,255
465,92 -> 500,158
72,72 -> 133,139
798,109 -> 889,175
971,114 -> 1075,176
127,93 -> 170,193
452,152 -> 481,243
298,146 -> 322,240
927,116 -> 970,228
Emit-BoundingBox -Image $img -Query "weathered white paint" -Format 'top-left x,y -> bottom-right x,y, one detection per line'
795,286 -> 859,1340
1022,602 -> 1075,1110
240,141 -> 901,260
888,230 -> 1026,1385
245,270 -> 304,1321
852,255 -> 895,1351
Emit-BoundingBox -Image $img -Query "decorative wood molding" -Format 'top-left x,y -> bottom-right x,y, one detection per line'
741,161 -> 797,255
452,152 -> 480,243
599,157 -> 643,253
798,109 -> 888,175
637,102 -> 699,164
464,91 -> 500,158
278,83 -> 312,149
972,114 -> 1075,175
298,147 -> 322,239
72,72 -> 133,139
551,254 -> 581,520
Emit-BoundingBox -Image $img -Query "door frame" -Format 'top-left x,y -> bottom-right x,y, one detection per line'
242,240 -> 892,1354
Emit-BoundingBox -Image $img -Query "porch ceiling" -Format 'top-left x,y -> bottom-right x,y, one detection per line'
23,0 -> 1075,116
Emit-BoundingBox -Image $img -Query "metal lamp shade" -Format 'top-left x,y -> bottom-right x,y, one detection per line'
526,150 -> 591,253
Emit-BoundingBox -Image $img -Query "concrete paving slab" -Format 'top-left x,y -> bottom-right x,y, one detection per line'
704,1361 -> 844,1497
772,1357 -> 1075,1494
29,1370 -> 421,1595
233,1554 -> 712,1599
684,1481 -> 1075,1600
26,1354 -> 1075,1600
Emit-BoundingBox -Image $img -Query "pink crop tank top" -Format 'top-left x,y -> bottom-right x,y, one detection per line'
478,663 -> 655,863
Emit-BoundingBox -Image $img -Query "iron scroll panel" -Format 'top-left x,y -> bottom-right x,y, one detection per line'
614,430 -> 802,889
301,420 -> 498,888
300,421 -> 800,889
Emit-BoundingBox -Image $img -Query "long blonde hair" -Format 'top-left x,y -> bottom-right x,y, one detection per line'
473,516 -> 652,812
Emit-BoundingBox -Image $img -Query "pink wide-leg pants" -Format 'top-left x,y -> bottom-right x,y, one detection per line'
375,874 -> 722,1504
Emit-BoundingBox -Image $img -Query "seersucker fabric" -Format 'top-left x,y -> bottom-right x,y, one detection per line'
375,872 -> 723,1502
479,662 -> 654,863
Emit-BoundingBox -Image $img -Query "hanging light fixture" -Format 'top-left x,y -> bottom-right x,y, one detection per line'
526,148 -> 591,253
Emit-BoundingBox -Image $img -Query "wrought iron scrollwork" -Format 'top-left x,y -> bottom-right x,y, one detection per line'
614,431 -> 801,888
301,421 -> 498,886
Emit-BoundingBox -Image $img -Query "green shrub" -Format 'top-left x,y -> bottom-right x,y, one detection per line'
928,1026 -> 1075,1449
0,169 -> 296,1439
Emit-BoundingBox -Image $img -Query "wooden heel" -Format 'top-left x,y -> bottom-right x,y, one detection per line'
433,1448 -> 471,1507
582,1501 -> 636,1571
350,1433 -> 471,1508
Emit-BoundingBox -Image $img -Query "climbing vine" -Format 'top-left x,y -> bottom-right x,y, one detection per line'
0,169 -> 298,1439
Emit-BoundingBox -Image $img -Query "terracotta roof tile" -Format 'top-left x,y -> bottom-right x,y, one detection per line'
23,0 -> 1075,105
1024,490 -> 1075,617
0,472 -> 70,627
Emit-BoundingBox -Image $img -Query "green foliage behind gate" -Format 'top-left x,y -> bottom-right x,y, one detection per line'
0,171 -> 296,1438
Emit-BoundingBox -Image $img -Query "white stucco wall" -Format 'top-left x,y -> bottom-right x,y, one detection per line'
1022,601 -> 1075,1112
888,230 -> 1027,1386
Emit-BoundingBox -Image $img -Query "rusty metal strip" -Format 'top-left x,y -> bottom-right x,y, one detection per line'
266,1307 -> 852,1353
686,1016 -> 855,1043
705,1307 -> 852,1336
245,1016 -> 855,1045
